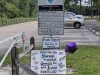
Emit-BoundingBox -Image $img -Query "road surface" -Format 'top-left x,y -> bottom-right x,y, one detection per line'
85,19 -> 100,33
0,20 -> 100,47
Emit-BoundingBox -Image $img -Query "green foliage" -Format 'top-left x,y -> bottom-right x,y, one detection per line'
0,0 -> 37,18
29,0 -> 37,17
18,0 -> 37,17
0,0 -> 97,18
0,1 -> 6,17
0,1 -> 20,18
93,0 -> 100,8
19,0 -> 30,17
5,2 -> 20,18
64,0 -> 92,15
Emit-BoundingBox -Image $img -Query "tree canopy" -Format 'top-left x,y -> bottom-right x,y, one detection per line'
0,0 -> 100,18
0,0 -> 37,18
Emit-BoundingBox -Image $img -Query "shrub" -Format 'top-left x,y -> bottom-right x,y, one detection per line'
0,1 -> 20,18
5,2 -> 20,18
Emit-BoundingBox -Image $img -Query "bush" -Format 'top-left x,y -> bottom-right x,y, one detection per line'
0,1 -> 20,18
0,0 -> 37,18
0,13 -> 7,18
5,2 -> 20,18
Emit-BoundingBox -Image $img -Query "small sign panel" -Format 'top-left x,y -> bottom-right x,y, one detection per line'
38,0 -> 64,35
42,37 -> 60,49
31,50 -> 66,74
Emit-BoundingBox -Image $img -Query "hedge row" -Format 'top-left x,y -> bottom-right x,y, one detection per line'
0,18 -> 37,27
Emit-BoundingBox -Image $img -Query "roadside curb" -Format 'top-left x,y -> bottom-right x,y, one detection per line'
86,26 -> 100,36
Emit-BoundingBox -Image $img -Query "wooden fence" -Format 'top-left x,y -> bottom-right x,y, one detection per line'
0,18 -> 37,27
0,32 -> 37,75
11,37 -> 37,75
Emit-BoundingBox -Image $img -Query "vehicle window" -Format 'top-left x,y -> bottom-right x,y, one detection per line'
64,15 -> 70,19
70,12 -> 76,16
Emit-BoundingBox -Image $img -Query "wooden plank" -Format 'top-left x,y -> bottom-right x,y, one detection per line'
15,59 -> 38,75
19,45 -> 33,58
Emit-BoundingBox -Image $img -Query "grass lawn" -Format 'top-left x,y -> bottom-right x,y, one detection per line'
67,45 -> 100,75
1,45 -> 100,75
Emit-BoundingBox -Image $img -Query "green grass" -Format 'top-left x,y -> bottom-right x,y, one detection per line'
20,55 -> 30,64
67,45 -> 100,75
3,53 -> 11,66
0,45 -> 100,75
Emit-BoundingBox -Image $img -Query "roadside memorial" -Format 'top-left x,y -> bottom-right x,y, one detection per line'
31,50 -> 66,74
31,0 -> 66,74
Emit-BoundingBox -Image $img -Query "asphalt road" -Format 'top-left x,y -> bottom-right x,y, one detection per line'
85,20 -> 100,33
0,20 -> 100,48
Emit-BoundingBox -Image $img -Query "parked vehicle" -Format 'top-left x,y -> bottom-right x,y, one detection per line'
64,14 -> 84,29
65,12 -> 84,20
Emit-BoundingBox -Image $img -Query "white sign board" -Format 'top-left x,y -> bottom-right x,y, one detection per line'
31,50 -> 66,74
42,37 -> 60,49
38,0 -> 64,35
38,0 -> 64,5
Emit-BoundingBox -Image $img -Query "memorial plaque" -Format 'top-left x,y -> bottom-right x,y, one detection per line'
38,0 -> 64,35
42,37 -> 60,49
31,50 -> 66,74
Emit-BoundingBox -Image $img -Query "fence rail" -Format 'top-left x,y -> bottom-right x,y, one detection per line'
0,18 -> 37,27
0,32 -> 25,67
0,32 -> 37,75
0,40 -> 16,67
0,32 -> 25,45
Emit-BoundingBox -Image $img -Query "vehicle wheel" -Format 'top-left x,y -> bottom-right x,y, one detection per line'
74,22 -> 81,29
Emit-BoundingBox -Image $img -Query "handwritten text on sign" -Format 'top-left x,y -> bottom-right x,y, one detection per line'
42,37 -> 60,49
31,50 -> 66,74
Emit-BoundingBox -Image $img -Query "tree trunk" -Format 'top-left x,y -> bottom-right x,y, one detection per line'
91,0 -> 93,18
80,0 -> 82,14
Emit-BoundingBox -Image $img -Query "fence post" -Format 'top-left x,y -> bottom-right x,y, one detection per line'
30,37 -> 35,50
22,32 -> 25,51
11,46 -> 19,75
30,37 -> 35,68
